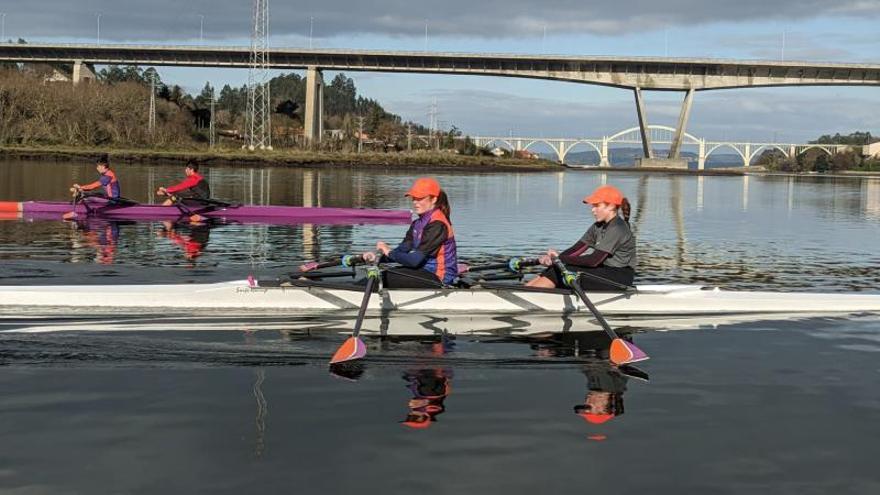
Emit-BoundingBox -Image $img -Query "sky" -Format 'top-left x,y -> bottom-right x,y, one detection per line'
2,0 -> 880,143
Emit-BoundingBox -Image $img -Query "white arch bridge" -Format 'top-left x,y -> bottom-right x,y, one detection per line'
469,126 -> 851,168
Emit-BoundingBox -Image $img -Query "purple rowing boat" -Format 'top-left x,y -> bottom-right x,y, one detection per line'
0,199 -> 412,225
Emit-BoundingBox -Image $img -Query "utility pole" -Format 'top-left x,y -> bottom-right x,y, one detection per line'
95,12 -> 102,44
148,74 -> 156,134
356,116 -> 365,153
309,16 -> 313,49
246,0 -> 272,150
406,123 -> 412,152
1,14 -> 6,42
209,88 -> 216,148
199,14 -> 204,43
781,30 -> 786,61
427,98 -> 439,151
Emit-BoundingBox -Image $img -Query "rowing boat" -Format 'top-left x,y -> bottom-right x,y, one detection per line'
2,278 -> 879,316
0,199 -> 412,224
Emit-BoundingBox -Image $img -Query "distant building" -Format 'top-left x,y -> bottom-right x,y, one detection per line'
862,142 -> 880,157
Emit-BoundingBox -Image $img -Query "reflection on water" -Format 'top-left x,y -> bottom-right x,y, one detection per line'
1,160 -> 879,292
2,313 -> 880,493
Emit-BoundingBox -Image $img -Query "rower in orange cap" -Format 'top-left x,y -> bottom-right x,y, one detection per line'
527,184 -> 637,291
361,177 -> 458,288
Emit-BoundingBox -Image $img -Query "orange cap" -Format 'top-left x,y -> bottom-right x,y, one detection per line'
578,412 -> 615,424
583,185 -> 624,206
401,419 -> 433,429
405,178 -> 441,198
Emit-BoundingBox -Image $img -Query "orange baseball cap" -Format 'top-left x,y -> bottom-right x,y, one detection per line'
578,412 -> 615,424
583,185 -> 624,206
405,177 -> 441,198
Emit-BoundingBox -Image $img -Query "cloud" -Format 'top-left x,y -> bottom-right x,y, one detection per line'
6,0 -> 880,41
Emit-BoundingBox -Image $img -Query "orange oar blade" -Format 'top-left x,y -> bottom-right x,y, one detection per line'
609,338 -> 649,365
329,336 -> 367,365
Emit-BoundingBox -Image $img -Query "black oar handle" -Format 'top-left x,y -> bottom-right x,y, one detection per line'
552,257 -> 619,341
461,257 -> 541,273
351,265 -> 381,338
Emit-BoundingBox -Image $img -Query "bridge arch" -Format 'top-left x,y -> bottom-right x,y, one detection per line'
607,125 -> 701,145
705,143 -> 746,164
747,144 -> 791,164
796,145 -> 834,157
559,140 -> 602,164
522,140 -> 563,162
481,138 -> 515,151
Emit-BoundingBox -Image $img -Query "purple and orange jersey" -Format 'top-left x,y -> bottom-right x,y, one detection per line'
81,169 -> 120,199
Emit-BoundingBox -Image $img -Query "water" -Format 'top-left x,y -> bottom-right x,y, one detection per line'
1,159 -> 880,493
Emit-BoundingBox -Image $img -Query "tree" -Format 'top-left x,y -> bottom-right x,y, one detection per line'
194,82 -> 214,109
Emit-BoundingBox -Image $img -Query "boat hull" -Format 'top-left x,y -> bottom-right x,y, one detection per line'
2,280 -> 880,316
0,200 -> 412,225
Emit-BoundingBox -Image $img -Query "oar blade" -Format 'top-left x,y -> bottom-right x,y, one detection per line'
609,338 -> 649,365
62,211 -> 78,220
330,336 -> 367,364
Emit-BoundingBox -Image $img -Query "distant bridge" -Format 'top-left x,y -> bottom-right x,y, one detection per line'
2,43 -> 878,154
467,126 -> 851,168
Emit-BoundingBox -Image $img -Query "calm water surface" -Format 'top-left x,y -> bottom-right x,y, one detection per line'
1,160 -> 880,494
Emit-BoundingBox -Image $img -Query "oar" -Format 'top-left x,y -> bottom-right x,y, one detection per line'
458,257 -> 540,274
63,187 -> 99,220
552,257 -> 648,365
62,188 -> 82,220
293,254 -> 364,277
330,263 -> 381,365
168,195 -> 212,223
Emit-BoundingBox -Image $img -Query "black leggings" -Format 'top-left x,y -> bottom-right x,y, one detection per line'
382,267 -> 444,289
541,265 -> 634,291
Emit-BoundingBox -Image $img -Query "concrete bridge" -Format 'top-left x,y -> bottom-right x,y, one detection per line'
2,43 -> 879,154
469,126 -> 851,168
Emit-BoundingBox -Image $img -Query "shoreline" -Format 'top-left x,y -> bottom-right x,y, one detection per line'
4,146 -> 879,177
0,145 -> 561,172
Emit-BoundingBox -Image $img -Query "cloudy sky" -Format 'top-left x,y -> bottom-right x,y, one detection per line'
3,0 -> 880,142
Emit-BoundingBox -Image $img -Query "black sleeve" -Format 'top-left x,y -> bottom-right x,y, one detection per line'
560,249 -> 610,268
414,221 -> 448,257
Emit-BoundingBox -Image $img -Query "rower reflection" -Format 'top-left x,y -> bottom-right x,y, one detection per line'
401,368 -> 453,430
530,331 -> 648,434
156,220 -> 212,262
68,217 -> 126,265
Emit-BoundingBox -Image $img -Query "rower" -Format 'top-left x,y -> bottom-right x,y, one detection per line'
156,160 -> 210,206
71,154 -> 121,203
527,184 -> 636,291
363,177 -> 458,288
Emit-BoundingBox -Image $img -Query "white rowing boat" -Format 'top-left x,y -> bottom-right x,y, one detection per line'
2,279 -> 880,316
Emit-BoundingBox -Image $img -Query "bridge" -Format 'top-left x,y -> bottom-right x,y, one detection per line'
2,43 -> 879,155
467,126 -> 851,168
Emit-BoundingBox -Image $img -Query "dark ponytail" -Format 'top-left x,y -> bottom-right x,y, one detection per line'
436,190 -> 451,222
619,197 -> 631,223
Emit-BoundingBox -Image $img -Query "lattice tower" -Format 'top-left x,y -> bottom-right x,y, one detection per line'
246,0 -> 272,150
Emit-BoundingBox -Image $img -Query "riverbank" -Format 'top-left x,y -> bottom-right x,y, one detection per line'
0,145 -> 562,172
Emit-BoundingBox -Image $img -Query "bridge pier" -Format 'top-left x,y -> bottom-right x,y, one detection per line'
304,67 -> 324,145
743,143 -> 751,167
668,88 -> 695,159
633,87 -> 653,159
72,60 -> 97,85
600,137 -> 610,167
698,139 -> 706,170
